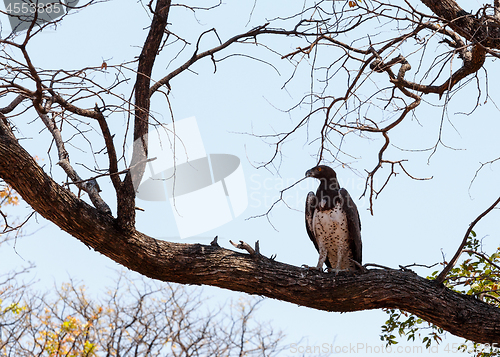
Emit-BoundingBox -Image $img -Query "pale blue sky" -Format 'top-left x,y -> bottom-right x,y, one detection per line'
1,1 -> 499,356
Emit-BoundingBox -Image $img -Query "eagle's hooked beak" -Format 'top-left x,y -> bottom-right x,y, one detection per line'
305,169 -> 314,178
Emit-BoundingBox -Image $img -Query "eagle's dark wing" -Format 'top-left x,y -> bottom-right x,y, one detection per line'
305,192 -> 318,250
305,191 -> 332,268
340,188 -> 362,265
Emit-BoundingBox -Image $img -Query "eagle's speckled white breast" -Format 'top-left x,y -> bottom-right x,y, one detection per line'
312,202 -> 354,271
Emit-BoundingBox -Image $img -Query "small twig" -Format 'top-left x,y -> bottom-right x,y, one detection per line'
94,103 -> 120,190
477,292 -> 500,304
150,23 -> 270,95
363,263 -> 394,270
230,240 -> 258,256
247,177 -> 307,223
64,157 -> 157,187
469,157 -> 500,195
462,249 -> 500,271
0,211 -> 35,234
210,236 -> 220,247
400,262 -> 439,270
436,195 -> 500,284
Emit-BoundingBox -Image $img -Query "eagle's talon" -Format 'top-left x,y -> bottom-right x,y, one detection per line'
327,268 -> 348,275
326,268 -> 338,275
301,264 -> 321,271
351,258 -> 367,272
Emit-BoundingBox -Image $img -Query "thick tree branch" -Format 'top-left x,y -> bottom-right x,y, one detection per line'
0,117 -> 499,344
35,107 -> 111,214
118,0 -> 172,230
0,94 -> 29,114
421,0 -> 500,47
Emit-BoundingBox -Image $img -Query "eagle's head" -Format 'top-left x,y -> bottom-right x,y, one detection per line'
305,165 -> 337,179
305,165 -> 340,191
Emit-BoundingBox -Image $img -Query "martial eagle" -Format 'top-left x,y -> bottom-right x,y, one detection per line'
305,165 -> 362,272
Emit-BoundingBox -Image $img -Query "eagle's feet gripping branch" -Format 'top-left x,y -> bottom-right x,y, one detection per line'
326,268 -> 346,275
300,264 -> 350,275
301,264 -> 321,271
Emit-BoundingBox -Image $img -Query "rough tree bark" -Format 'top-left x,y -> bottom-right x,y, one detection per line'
0,116 -> 499,343
1,0 -> 500,346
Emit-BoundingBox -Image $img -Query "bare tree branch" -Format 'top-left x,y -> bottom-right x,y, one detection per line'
436,195 -> 500,284
119,0 -> 172,230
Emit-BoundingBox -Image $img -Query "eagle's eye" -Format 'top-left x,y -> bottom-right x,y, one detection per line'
317,167 -> 322,172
